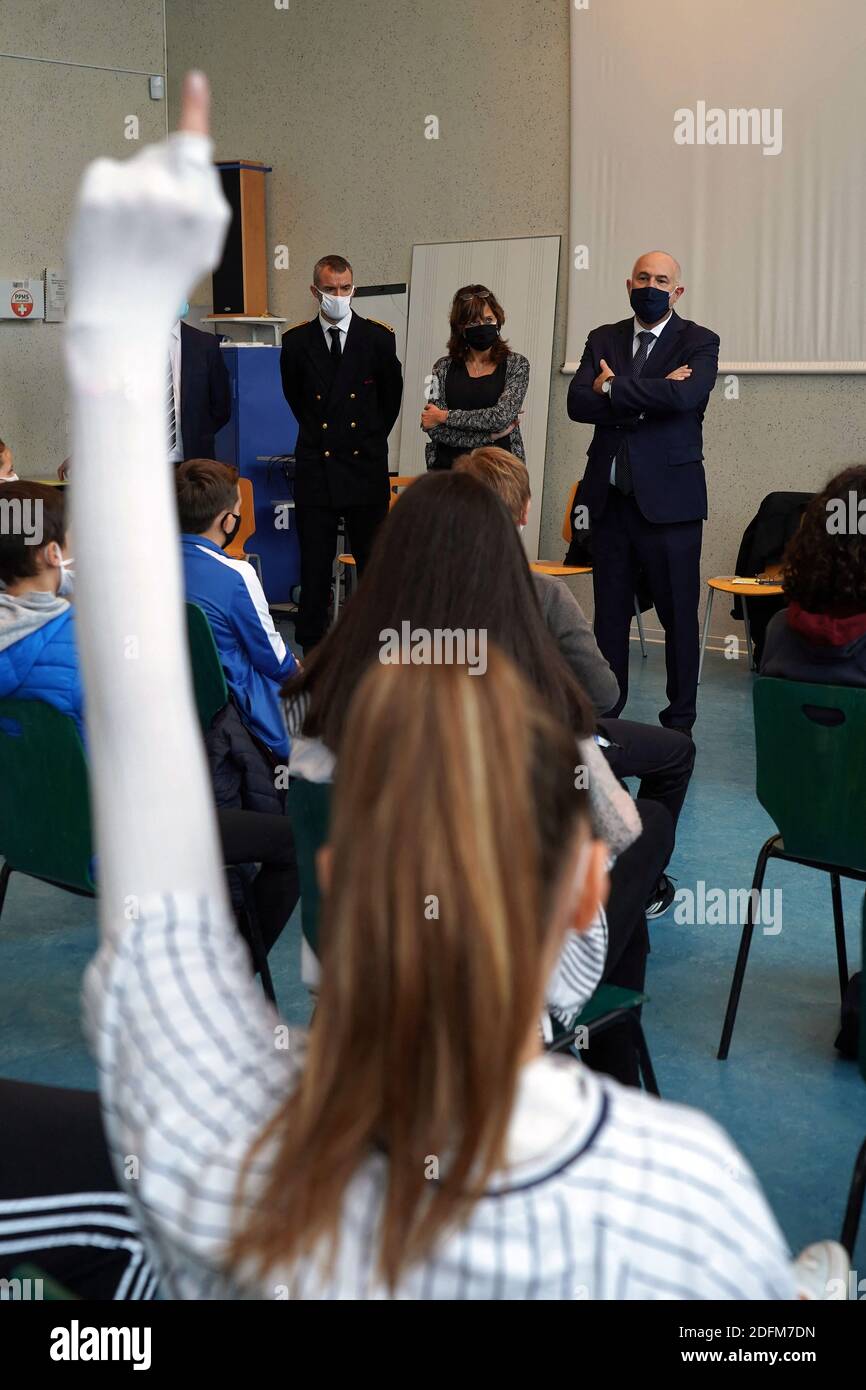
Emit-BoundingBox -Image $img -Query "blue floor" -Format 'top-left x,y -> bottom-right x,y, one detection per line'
1,637 -> 864,1268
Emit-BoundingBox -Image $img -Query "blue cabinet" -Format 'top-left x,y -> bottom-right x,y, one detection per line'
214,345 -> 300,602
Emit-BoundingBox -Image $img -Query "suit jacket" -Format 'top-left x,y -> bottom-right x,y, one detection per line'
566,310 -> 720,524
180,322 -> 232,461
279,313 -> 403,509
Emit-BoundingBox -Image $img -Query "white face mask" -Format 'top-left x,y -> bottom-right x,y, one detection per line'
54,545 -> 74,597
318,289 -> 353,322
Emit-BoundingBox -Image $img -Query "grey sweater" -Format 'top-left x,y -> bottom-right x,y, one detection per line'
532,572 -> 619,715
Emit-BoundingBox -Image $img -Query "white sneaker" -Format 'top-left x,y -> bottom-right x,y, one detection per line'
794,1241 -> 850,1299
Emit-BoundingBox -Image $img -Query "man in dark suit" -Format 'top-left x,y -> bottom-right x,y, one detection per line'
171,316 -> 232,462
280,254 -> 403,652
567,251 -> 719,733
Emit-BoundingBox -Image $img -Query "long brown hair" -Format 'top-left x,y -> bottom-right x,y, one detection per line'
232,652 -> 591,1291
446,284 -> 510,365
283,470 -> 594,749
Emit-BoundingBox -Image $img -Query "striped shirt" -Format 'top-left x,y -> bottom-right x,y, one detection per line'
83,890 -> 796,1301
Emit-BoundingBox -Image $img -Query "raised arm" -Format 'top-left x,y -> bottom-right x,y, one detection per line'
65,74 -> 232,935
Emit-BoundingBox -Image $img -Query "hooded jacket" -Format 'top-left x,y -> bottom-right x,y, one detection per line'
760,602 -> 866,687
0,591 -> 83,738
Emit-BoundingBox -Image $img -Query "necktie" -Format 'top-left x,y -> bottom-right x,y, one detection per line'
167,357 -> 177,456
614,330 -> 655,495
328,326 -> 342,368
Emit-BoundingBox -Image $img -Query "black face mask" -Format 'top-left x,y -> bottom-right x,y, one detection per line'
629,285 -> 672,326
221,512 -> 241,549
463,323 -> 499,351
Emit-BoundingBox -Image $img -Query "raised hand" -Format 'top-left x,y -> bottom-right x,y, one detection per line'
65,71 -> 229,336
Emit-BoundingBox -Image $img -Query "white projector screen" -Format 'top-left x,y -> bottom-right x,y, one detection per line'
565,0 -> 866,372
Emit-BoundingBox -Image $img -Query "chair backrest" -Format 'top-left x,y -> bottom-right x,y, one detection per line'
185,603 -> 229,733
286,778 -> 332,955
388,475 -> 417,508
561,480 -> 579,544
225,475 -> 257,562
0,698 -> 95,892
753,677 -> 866,872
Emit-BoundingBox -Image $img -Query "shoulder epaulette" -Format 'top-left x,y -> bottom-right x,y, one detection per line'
367,317 -> 395,333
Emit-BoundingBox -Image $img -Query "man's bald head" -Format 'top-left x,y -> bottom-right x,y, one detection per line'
630,252 -> 681,286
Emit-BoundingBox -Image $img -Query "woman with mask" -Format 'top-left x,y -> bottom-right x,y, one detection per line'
421,285 -> 529,471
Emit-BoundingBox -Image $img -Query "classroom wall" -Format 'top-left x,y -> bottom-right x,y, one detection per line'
0,0 -> 166,478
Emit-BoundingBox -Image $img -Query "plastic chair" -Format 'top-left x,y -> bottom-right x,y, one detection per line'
0,699 -> 96,917
840,894 -> 866,1257
287,777 -> 658,1091
184,603 -> 276,1002
224,476 -> 263,582
333,476 -> 418,622
718,678 -> 866,1059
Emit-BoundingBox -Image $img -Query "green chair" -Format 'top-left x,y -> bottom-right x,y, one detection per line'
184,603 -> 276,1003
0,699 -> 96,919
287,778 -> 659,1094
718,678 -> 866,1059
840,894 -> 866,1257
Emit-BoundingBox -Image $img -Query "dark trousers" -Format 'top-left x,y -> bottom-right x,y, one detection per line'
593,487 -> 703,729
583,799 -> 675,1087
0,1080 -> 158,1300
295,499 -> 389,650
216,808 -> 299,954
598,717 -> 696,844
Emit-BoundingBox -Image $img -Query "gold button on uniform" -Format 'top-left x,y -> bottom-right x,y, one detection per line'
324,450 -> 330,458
349,392 -> 356,399
322,422 -> 328,429
353,450 -> 359,456
315,394 -> 321,401
350,421 -> 356,428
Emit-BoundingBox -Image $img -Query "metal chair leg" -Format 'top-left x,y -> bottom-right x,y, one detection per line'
742,597 -> 755,671
0,861 -> 11,922
698,586 -> 715,684
631,1015 -> 660,1096
841,1135 -> 866,1258
718,836 -> 775,1059
829,871 -> 849,1001
634,599 -> 648,658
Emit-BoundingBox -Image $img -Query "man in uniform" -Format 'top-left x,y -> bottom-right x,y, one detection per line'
280,254 -> 404,653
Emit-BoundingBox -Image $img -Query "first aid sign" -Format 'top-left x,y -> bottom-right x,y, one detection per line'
0,278 -> 45,321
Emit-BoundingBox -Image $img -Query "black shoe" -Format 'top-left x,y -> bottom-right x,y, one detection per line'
646,873 -> 676,919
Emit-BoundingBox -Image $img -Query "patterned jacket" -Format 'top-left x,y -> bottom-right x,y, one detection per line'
424,350 -> 530,468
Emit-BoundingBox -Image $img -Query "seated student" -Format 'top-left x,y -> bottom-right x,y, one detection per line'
0,481 -> 296,956
176,458 -> 299,772
454,446 -> 696,917
285,468 -> 674,1084
0,482 -> 79,730
0,437 -> 19,481
761,464 -> 866,687
48,70 -> 846,1302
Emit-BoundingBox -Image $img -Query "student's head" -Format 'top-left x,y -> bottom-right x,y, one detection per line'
0,481 -> 71,595
284,469 -> 594,748
175,459 -> 241,549
234,654 -> 606,1289
447,284 -> 509,363
782,464 -> 866,614
454,446 -> 531,528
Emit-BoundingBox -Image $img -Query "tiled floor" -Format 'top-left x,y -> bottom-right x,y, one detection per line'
1,635 -> 863,1266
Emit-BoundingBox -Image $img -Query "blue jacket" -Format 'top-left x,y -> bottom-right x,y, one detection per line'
0,593 -> 85,741
567,310 -> 720,524
180,535 -> 297,758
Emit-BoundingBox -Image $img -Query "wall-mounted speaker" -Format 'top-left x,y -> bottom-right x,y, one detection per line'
211,161 -> 272,316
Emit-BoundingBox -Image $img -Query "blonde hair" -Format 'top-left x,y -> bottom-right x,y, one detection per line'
454,446 -> 530,525
232,651 -> 590,1291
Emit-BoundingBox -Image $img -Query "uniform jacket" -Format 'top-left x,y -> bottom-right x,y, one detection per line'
180,322 -> 232,460
279,312 -> 403,509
